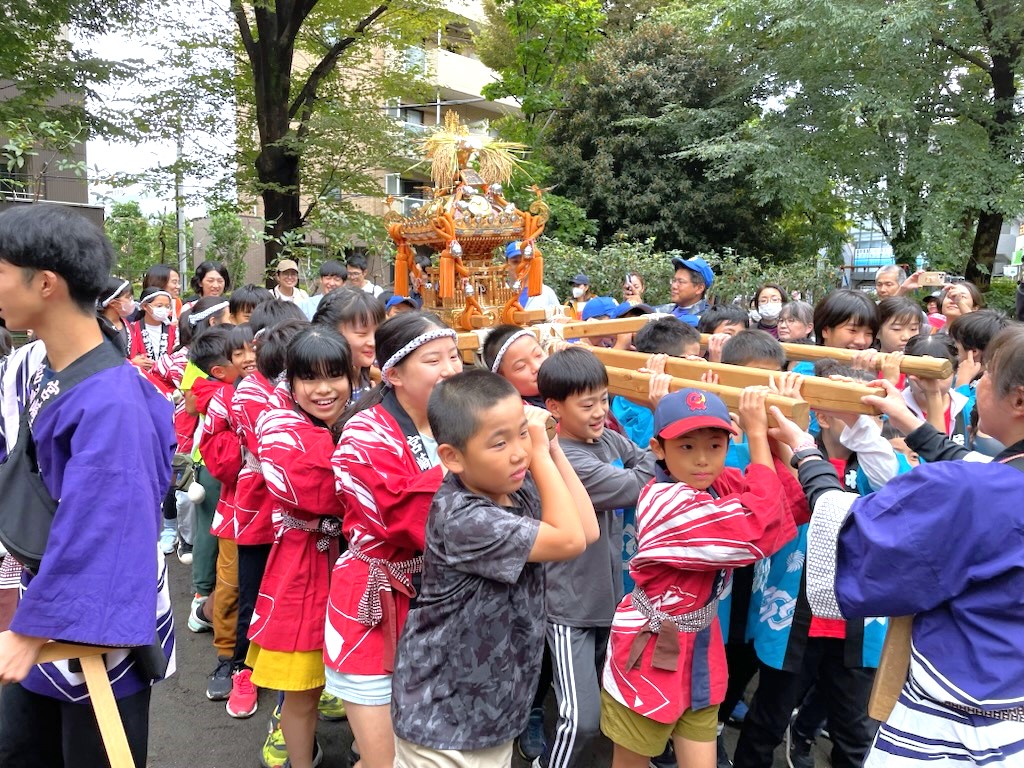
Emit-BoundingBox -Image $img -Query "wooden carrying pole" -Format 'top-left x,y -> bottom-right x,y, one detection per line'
592,347 -> 881,416
606,367 -> 810,428
36,642 -> 136,768
867,616 -> 914,722
698,334 -> 953,380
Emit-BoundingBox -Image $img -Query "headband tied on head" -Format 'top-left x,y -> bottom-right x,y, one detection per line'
140,290 -> 173,306
100,280 -> 131,308
188,300 -> 230,326
490,329 -> 536,373
380,328 -> 457,386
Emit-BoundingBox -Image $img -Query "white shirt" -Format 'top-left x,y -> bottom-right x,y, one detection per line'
272,286 -> 310,303
359,282 -> 384,298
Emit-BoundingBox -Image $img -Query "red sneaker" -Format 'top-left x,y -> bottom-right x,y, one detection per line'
226,668 -> 258,719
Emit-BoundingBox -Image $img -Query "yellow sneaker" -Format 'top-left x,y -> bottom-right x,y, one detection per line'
317,691 -> 347,721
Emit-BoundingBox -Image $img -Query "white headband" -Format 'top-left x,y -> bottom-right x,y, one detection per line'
188,300 -> 230,325
490,329 -> 536,373
380,328 -> 457,385
100,280 -> 131,308
140,290 -> 173,306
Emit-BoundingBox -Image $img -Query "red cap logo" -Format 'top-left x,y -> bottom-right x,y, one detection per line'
686,391 -> 708,411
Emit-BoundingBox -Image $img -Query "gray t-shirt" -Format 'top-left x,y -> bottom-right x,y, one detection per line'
391,473 -> 543,751
545,430 -> 656,626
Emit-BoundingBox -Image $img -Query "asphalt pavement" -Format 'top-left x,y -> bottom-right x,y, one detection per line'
150,556 -> 816,767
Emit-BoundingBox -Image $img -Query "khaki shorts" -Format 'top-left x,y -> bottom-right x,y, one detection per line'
394,737 -> 513,768
600,689 -> 719,756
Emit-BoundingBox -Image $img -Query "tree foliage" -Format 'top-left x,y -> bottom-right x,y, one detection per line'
105,201 -> 156,283
543,21 -> 835,262
477,0 -> 606,145
0,0 -> 153,134
691,0 -> 1024,286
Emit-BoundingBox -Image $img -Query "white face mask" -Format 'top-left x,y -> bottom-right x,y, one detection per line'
150,306 -> 171,324
758,302 -> 782,321
572,286 -> 587,299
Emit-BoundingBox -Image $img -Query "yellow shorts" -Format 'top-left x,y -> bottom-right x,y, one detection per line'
246,643 -> 325,691
600,689 -> 719,756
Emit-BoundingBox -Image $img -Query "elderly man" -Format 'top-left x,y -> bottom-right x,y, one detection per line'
874,265 -> 907,299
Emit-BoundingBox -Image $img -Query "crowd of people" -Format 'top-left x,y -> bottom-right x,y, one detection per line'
0,205 -> 1022,768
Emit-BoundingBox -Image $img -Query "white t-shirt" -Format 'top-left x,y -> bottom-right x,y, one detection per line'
360,282 -> 384,298
144,323 -> 163,355
272,286 -> 310,303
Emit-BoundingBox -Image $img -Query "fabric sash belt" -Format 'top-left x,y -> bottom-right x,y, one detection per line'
626,587 -> 719,673
942,701 -> 1024,722
279,513 -> 342,554
348,546 -> 423,672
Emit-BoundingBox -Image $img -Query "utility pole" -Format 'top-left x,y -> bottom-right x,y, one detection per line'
175,125 -> 187,277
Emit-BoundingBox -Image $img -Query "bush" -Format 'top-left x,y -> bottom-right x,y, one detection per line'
535,238 -> 843,307
983,278 -> 1018,316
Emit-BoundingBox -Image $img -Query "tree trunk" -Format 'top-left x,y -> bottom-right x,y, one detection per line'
966,210 -> 1003,289
256,144 -> 302,283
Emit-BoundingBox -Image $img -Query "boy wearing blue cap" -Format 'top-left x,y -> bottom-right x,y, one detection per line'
601,387 -> 808,768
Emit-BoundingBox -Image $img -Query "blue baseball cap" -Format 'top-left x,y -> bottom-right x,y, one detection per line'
385,295 -> 418,310
613,302 -> 654,319
581,296 -> 619,320
505,241 -> 522,259
571,273 -> 590,285
653,388 -> 738,439
670,256 -> 714,290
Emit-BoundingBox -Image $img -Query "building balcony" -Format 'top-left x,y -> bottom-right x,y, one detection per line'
427,48 -> 519,114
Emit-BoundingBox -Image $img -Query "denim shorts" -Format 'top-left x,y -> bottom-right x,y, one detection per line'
323,669 -> 392,706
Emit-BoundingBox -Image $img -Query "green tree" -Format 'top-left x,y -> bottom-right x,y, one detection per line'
543,22 -> 830,261
227,0 -> 439,267
205,207 -> 253,288
105,202 -> 155,283
477,0 -> 606,145
695,0 -> 1024,286
0,1 -> 154,133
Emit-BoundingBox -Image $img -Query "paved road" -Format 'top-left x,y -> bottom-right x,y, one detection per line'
150,556 -> 819,767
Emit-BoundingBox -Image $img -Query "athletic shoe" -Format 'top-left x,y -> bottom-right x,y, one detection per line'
159,525 -> 177,555
786,721 -> 815,768
317,691 -> 347,721
517,707 -> 546,761
187,594 -> 213,633
260,703 -> 287,768
728,699 -> 749,725
177,540 -> 193,565
282,740 -> 323,768
226,668 -> 258,718
206,658 -> 233,701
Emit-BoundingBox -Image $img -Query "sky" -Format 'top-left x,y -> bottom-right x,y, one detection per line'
85,6 -> 231,220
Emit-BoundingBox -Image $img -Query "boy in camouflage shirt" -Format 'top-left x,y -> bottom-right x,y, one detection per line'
391,369 -> 597,768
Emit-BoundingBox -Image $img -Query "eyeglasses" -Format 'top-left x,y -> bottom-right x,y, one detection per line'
670,278 -> 693,287
777,317 -> 803,325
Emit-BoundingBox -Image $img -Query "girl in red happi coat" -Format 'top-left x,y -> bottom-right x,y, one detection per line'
247,326 -> 352,768
329,311 -> 462,768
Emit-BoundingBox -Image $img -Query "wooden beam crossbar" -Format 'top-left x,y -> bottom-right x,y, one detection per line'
605,367 -> 810,428
591,347 -> 881,417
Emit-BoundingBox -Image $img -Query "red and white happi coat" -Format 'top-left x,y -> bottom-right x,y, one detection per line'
151,347 -> 194,452
200,383 -> 242,539
326,404 -> 444,675
247,385 -> 346,653
603,461 -> 807,723
231,372 -> 277,545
